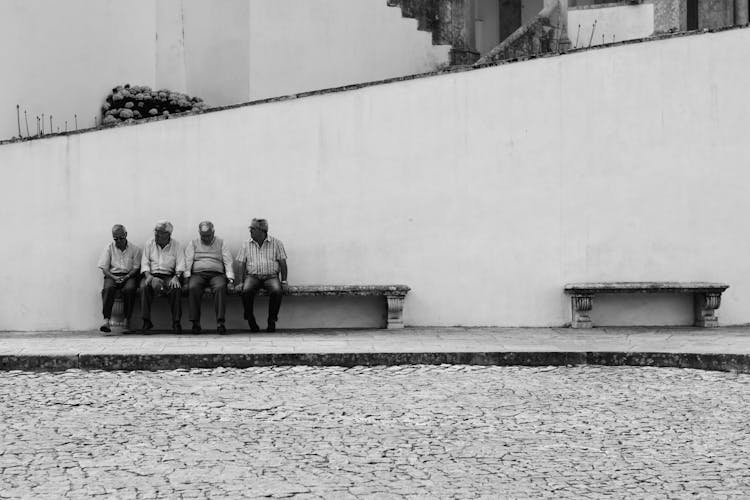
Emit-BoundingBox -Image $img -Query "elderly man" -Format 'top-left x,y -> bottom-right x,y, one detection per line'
236,218 -> 288,332
140,220 -> 185,332
97,224 -> 142,333
184,221 -> 235,334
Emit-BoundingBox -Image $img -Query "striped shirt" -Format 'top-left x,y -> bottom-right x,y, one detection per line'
184,237 -> 234,280
97,241 -> 142,275
236,235 -> 287,277
141,238 -> 185,276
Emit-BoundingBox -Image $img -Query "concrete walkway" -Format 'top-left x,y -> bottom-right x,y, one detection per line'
2,326 -> 750,371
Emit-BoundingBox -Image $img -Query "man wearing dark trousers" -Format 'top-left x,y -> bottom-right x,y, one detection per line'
97,224 -> 142,333
236,218 -> 288,332
140,220 -> 185,332
184,221 -> 235,334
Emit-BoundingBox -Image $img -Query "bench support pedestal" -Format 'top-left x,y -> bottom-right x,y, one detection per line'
386,295 -> 406,329
570,294 -> 593,329
695,293 -> 722,328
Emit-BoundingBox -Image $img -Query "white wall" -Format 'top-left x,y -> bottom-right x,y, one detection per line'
0,0 -> 157,141
1,0 -> 451,141
1,28 -> 749,330
247,0 -> 451,100
568,3 -> 654,47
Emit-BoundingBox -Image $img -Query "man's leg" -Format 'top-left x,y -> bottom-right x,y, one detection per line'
142,276 -> 166,330
121,277 -> 138,326
100,277 -> 119,332
188,274 -> 208,331
241,276 -> 262,332
102,277 -> 119,319
264,277 -> 283,332
167,284 -> 182,331
209,274 -> 228,332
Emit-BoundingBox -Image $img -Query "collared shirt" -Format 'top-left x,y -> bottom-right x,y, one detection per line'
184,237 -> 234,280
236,235 -> 287,276
141,238 -> 185,276
97,241 -> 142,275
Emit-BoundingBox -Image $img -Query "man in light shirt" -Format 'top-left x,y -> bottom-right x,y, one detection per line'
140,220 -> 185,332
237,218 -> 288,332
184,221 -> 235,334
97,224 -> 142,333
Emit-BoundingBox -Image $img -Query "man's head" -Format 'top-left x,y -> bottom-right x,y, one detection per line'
112,224 -> 128,250
249,218 -> 268,243
154,220 -> 173,246
198,220 -> 215,244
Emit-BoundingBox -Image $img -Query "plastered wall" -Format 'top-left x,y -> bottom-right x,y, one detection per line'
0,0 -> 157,141
2,28 -> 749,331
246,0 -> 451,100
1,0 -> 450,140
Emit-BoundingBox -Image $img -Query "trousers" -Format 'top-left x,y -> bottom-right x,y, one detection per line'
187,271 -> 227,323
241,276 -> 283,322
101,275 -> 137,320
141,274 -> 182,322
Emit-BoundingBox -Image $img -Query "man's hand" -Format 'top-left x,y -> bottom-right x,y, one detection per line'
169,275 -> 182,289
144,274 -> 153,286
115,275 -> 126,284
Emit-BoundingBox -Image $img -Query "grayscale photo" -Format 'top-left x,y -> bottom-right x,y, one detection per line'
1,0 -> 749,497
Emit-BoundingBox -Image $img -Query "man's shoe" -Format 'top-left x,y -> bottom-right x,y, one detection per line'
266,320 -> 276,333
141,319 -> 154,332
217,323 -> 227,335
191,322 -> 202,334
173,322 -> 182,333
247,320 -> 260,333
99,319 -> 111,333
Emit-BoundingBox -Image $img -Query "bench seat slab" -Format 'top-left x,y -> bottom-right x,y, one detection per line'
109,284 -> 410,330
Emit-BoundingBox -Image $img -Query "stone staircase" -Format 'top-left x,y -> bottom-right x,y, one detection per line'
386,0 -> 480,65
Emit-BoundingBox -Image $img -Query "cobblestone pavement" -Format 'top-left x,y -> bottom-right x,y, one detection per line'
1,366 -> 750,499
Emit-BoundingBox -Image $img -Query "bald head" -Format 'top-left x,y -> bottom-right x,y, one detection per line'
198,220 -> 215,244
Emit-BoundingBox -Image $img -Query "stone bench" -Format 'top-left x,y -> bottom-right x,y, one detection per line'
110,283 -> 410,331
564,282 -> 729,329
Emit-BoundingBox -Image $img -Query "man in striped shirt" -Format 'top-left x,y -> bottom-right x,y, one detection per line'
140,220 -> 185,332
184,221 -> 234,334
97,224 -> 142,333
237,218 -> 288,332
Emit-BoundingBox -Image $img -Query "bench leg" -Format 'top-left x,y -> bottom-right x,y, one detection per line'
109,296 -> 128,332
386,295 -> 405,329
694,292 -> 722,328
570,294 -> 593,329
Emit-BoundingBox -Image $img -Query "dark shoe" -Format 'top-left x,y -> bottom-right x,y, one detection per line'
266,320 -> 276,333
99,319 -> 111,333
141,319 -> 154,332
191,322 -> 202,334
172,321 -> 182,333
247,320 -> 260,333
217,323 -> 227,335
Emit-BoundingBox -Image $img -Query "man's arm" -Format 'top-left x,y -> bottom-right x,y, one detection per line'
279,259 -> 288,284
126,247 -> 142,281
234,244 -> 246,292
183,240 -> 195,279
97,245 -> 116,280
170,242 -> 184,289
222,242 -> 235,283
141,242 -> 153,285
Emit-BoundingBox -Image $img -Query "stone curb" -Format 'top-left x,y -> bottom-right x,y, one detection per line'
1,352 -> 749,373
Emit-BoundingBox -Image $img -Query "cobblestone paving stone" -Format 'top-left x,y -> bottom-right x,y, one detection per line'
1,365 -> 749,499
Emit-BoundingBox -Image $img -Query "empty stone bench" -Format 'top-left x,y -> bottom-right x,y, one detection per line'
110,283 -> 410,330
564,282 -> 729,329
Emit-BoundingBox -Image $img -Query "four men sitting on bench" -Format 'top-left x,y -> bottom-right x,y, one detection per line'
98,218 -> 287,334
